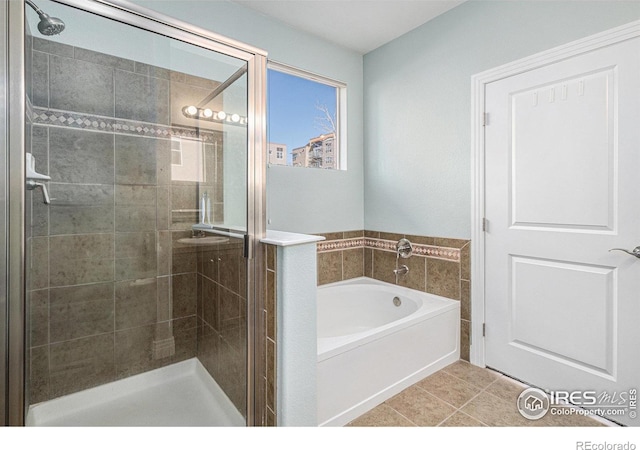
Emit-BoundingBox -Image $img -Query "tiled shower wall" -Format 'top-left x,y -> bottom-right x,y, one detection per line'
196,236 -> 248,415
263,244 -> 277,426
316,230 -> 471,361
25,37 -> 246,409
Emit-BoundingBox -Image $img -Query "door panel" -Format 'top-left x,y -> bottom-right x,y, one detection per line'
511,68 -> 615,231
484,36 -> 640,426
509,256 -> 614,374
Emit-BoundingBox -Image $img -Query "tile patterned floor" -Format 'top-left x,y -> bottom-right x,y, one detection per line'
347,360 -> 608,427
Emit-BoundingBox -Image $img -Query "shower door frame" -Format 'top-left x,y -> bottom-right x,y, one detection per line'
5,0 -> 267,426
0,0 -> 9,427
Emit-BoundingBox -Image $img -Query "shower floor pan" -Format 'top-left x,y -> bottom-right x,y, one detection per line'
26,358 -> 245,426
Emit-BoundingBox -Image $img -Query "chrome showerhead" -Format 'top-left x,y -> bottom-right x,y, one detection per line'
37,12 -> 65,36
26,0 -> 66,36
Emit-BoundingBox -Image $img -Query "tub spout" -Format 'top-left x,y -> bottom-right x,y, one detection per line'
393,265 -> 409,276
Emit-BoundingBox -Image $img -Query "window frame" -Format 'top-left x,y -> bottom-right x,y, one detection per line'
267,60 -> 347,170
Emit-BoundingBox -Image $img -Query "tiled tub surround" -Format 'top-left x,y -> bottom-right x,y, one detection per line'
25,36 -> 246,417
316,230 -> 471,361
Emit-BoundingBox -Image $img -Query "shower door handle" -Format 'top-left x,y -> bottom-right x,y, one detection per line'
26,180 -> 51,205
609,246 -> 640,259
25,153 -> 52,204
26,153 -> 50,181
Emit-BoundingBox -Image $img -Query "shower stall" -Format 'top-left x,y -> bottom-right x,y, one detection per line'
1,0 -> 266,426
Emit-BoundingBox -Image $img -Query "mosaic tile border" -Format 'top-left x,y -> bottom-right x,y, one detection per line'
317,237 -> 460,262
317,238 -> 365,252
32,106 -> 222,143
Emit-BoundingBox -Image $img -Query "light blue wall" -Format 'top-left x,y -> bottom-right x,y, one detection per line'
363,1 -> 640,239
133,0 -> 365,234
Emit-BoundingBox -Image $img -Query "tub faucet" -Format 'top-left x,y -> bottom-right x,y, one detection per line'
394,238 -> 413,284
393,265 -> 409,276
397,239 -> 412,258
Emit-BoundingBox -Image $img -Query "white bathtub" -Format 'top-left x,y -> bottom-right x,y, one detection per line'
317,277 -> 460,426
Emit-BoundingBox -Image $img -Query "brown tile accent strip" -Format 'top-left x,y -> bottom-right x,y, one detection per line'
316,237 -> 364,252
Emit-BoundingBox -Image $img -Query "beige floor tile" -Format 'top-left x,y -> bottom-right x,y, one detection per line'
442,360 -> 500,389
416,370 -> 482,408
484,375 -> 528,404
439,411 -> 486,427
461,391 -> 531,426
346,361 -> 618,428
485,377 -> 607,427
385,385 -> 457,427
347,403 -> 415,427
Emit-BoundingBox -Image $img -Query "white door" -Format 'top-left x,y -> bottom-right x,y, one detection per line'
484,35 -> 640,426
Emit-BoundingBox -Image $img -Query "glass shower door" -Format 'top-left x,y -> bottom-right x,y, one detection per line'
21,0 -> 261,426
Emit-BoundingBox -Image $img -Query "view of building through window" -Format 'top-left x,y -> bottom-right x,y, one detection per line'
267,66 -> 343,169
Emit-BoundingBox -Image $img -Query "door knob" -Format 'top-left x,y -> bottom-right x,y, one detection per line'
609,246 -> 640,259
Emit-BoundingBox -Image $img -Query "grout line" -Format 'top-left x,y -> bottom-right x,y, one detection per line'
414,364 -> 512,426
412,382 -> 462,411
458,410 -> 491,427
382,404 -> 418,427
423,255 -> 428,292
434,411 -> 456,427
449,385 -> 486,413
393,374 -> 488,427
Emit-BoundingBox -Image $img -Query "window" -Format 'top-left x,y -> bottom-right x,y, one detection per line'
170,137 -> 204,182
171,137 -> 183,166
267,62 -> 346,170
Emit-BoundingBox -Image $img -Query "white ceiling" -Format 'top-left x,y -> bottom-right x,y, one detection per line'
231,0 -> 467,54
